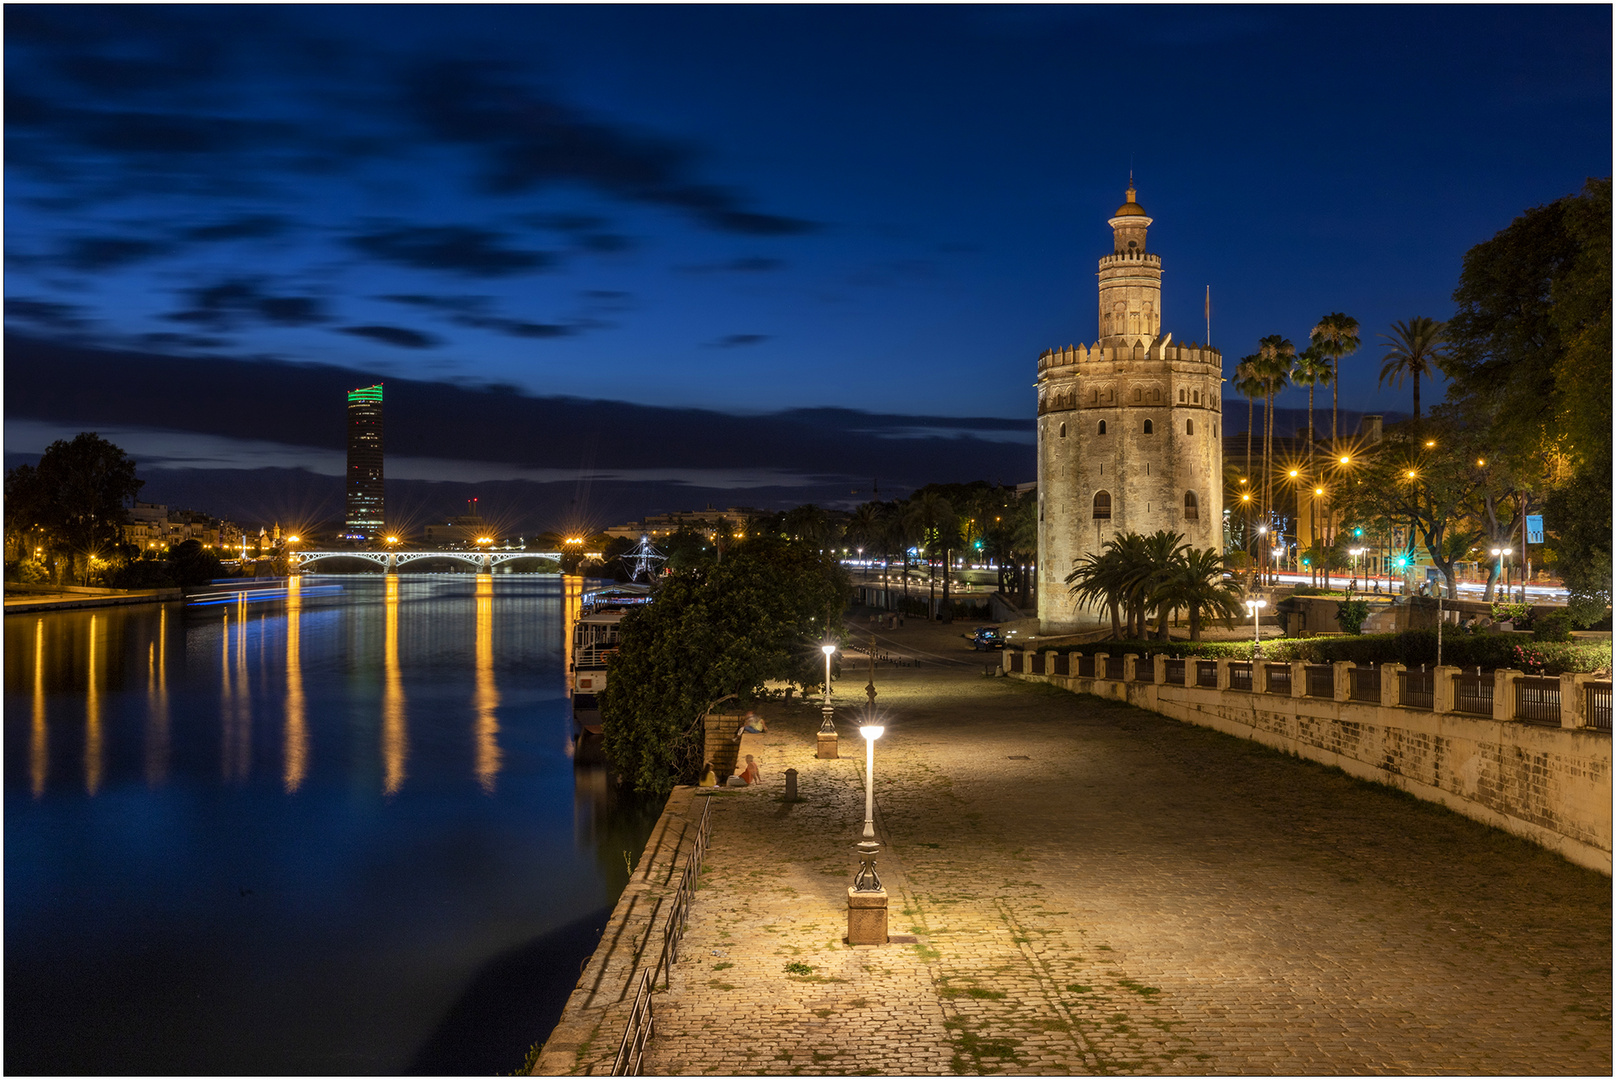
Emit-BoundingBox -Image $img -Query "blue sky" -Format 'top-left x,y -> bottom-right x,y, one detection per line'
5,5 -> 1610,527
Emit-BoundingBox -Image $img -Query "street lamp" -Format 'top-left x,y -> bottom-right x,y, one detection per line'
1245,597 -> 1268,660
858,723 -> 884,840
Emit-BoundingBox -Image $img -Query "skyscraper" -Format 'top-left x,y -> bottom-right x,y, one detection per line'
344,384 -> 384,540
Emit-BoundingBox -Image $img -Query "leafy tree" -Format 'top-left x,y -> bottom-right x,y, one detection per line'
1309,312 -> 1361,447
906,490 -> 956,619
1151,546 -> 1242,641
167,538 -> 225,587
599,538 -> 850,797
1255,335 -> 1295,580
1378,316 -> 1448,422
4,432 -> 143,584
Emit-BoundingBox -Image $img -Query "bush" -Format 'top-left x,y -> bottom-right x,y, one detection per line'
1336,599 -> 1371,635
1490,600 -> 1532,627
5,558 -> 48,584
1532,609 -> 1574,642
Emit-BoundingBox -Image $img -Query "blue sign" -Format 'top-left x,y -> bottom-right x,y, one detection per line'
1527,515 -> 1544,544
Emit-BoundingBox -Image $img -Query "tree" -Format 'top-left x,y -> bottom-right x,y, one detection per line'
5,432 -> 143,584
1292,346 -> 1333,558
1377,317 -> 1448,422
1255,336 -> 1295,581
1309,312 -> 1361,447
907,490 -> 955,620
599,538 -> 850,796
1151,547 -> 1242,641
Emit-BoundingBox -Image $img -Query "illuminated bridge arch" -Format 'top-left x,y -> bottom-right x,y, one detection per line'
287,550 -> 562,572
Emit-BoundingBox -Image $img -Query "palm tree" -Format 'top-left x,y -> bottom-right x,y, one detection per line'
1310,312 -> 1361,448
1232,355 -> 1265,554
1378,317 -> 1448,422
1256,335 -> 1295,581
1292,346 -> 1333,558
908,491 -> 955,620
1151,547 -> 1243,641
1138,529 -> 1190,638
1066,548 -> 1125,639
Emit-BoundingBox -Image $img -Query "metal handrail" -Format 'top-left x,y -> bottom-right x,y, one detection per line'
1453,673 -> 1493,717
1265,663 -> 1292,695
1588,682 -> 1612,732
1348,668 -> 1381,703
1515,676 -> 1561,726
1228,662 -> 1252,692
1399,668 -> 1433,710
1304,664 -> 1335,698
1165,658 -> 1185,685
1105,656 -> 1126,680
1196,660 -> 1218,688
1134,656 -> 1156,683
1076,654 -> 1095,678
612,795 -> 714,1075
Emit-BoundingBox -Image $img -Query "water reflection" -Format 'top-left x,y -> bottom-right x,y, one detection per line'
32,619 -> 46,798
473,574 -> 503,793
382,574 -> 408,795
221,604 -> 252,783
284,577 -> 307,792
145,607 -> 170,787
85,614 -> 102,795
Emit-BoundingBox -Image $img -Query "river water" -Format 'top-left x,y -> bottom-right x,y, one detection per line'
4,574 -> 658,1075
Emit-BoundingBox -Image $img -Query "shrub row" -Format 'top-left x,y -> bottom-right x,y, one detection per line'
1023,631 -> 1611,676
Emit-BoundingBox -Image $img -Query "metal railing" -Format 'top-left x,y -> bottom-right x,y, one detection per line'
1030,652 -> 1045,675
1399,668 -> 1433,710
1196,660 -> 1218,688
1228,661 -> 1252,692
1076,654 -> 1095,678
1134,656 -> 1156,683
1265,664 -> 1292,696
613,795 -> 714,1076
1052,652 -> 1070,676
1165,658 -> 1185,685
1007,651 -> 1023,674
1515,677 -> 1561,726
1305,665 -> 1335,699
1588,682 -> 1612,732
1453,673 -> 1493,717
1106,656 -> 1126,680
1349,667 -> 1381,703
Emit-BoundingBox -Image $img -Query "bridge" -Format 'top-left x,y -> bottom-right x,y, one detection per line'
287,549 -> 562,573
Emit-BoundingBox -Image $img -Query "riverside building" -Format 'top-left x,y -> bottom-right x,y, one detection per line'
343,383 -> 385,540
1036,182 -> 1224,633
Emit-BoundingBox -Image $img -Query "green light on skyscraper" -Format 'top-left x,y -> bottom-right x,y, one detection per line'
348,384 -> 384,403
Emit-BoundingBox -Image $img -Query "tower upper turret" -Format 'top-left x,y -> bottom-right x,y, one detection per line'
1097,179 -> 1162,343
1107,180 -> 1152,254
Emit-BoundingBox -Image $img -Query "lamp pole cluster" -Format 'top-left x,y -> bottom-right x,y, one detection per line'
846,636 -> 888,945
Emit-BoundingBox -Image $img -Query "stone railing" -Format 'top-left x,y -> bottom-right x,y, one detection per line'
1003,649 -> 1612,875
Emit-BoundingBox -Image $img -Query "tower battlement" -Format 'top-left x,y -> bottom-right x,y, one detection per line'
1038,340 -> 1222,372
1097,251 -> 1162,269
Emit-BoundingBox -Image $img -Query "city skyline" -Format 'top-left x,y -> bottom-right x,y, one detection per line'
5,6 -> 1610,527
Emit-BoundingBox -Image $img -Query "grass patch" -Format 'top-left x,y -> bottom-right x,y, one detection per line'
1118,978 -> 1162,998
966,988 -> 1007,1000
712,962 -> 733,971
1065,983 -> 1092,994
783,961 -> 814,975
708,979 -> 737,990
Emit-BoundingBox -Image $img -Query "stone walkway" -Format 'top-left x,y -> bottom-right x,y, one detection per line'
643,618 -> 1612,1075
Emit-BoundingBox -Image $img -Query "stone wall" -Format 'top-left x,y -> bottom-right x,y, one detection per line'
1007,653 -> 1612,874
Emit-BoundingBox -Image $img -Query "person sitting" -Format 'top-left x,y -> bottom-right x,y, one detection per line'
740,754 -> 761,785
741,711 -> 767,734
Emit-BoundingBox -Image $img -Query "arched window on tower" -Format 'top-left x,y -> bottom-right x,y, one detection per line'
1186,419 -> 1194,435
1179,389 -> 1186,403
1143,419 -> 1154,435
1097,420 -> 1107,435
1184,491 -> 1199,520
1058,422 -> 1066,438
1193,389 -> 1200,404
1092,491 -> 1112,520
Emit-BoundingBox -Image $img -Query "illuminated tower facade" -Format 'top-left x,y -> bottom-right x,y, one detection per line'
1036,183 -> 1224,632
344,384 -> 385,540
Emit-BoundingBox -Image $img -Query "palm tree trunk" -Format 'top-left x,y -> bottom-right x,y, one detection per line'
941,546 -> 952,623
1412,372 -> 1421,421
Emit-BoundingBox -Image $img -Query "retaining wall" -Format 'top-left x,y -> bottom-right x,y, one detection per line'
1008,653 -> 1612,874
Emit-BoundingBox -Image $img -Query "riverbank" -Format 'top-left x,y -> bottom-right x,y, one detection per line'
588,616 -> 1610,1075
3,583 -> 181,612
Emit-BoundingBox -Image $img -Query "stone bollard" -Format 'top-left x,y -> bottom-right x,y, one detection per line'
784,768 -> 798,800
847,887 -> 889,945
1094,652 -> 1109,683
1122,653 -> 1138,682
1289,660 -> 1307,699
1494,668 -> 1522,722
1433,665 -> 1461,714
1380,663 -> 1404,708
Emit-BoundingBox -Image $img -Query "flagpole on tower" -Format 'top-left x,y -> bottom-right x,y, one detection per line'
1205,285 -> 1211,347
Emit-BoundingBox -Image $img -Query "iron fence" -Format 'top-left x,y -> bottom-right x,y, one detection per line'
1052,652 -> 1070,676
1399,668 -> 1434,710
1514,677 -> 1561,726
1586,682 -> 1611,732
1007,651 -> 1023,674
1030,652 -> 1045,675
1165,658 -> 1185,685
1228,661 -> 1252,692
1134,656 -> 1156,683
1453,673 -> 1493,717
1305,665 -> 1335,699
612,795 -> 714,1076
1349,667 -> 1381,703
1106,656 -> 1126,680
1196,660 -> 1219,688
1076,654 -> 1095,678
1265,664 -> 1292,696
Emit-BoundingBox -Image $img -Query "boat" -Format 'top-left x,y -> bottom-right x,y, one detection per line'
570,582 -> 653,764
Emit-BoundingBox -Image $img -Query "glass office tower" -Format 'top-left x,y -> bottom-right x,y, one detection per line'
344,384 -> 384,539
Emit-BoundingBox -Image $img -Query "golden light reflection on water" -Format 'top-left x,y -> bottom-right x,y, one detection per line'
220,603 -> 253,783
284,577 -> 307,793
145,607 -> 170,787
473,574 -> 502,793
85,614 -> 102,795
32,619 -> 47,798
382,575 -> 408,795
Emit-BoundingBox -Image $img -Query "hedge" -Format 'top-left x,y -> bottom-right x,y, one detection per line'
1024,630 -> 1610,676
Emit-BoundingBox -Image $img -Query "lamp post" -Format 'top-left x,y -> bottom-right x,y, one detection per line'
1245,598 -> 1267,661
1491,547 -> 1506,602
858,724 -> 884,841
816,643 -> 838,757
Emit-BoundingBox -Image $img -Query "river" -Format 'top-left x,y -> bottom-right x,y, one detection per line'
4,574 -> 658,1075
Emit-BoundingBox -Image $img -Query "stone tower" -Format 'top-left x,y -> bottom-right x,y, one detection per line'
1036,182 -> 1224,633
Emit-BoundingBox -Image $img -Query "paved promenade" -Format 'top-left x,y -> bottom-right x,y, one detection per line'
644,618 -> 1611,1075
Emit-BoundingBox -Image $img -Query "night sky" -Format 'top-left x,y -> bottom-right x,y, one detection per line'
5,5 -> 1610,534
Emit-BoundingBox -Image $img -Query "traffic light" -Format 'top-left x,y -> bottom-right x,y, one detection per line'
1394,556 -> 1408,568
1302,558 -> 1310,567
1353,527 -> 1363,537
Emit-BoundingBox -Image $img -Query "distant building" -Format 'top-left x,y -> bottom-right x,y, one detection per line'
344,384 -> 385,540
1036,182 -> 1224,633
604,506 -> 759,540
423,515 -> 492,549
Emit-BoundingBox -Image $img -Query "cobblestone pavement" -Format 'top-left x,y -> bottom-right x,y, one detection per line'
645,618 -> 1612,1076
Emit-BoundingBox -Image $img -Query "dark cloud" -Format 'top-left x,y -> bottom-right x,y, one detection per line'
378,293 -> 489,313
404,61 -> 816,237
338,325 -> 441,349
451,314 -> 573,339
182,215 -> 290,242
378,292 -> 614,339
349,226 -> 556,277
710,334 -> 770,348
5,297 -> 91,331
60,236 -> 172,271
679,257 -> 784,274
165,279 -> 328,331
138,331 -> 232,350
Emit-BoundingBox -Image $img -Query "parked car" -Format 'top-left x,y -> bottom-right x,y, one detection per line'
973,626 -> 1004,650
